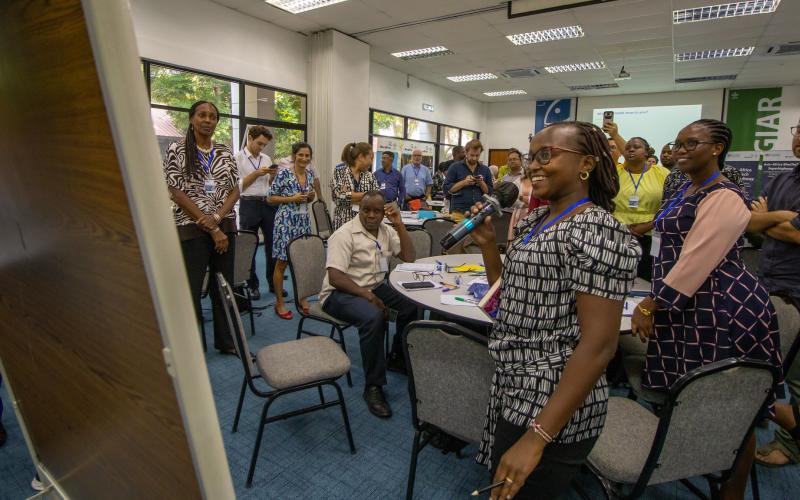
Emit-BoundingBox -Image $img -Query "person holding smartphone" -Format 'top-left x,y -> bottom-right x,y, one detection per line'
269,142 -> 316,320
443,139 -> 494,221
319,191 -> 418,418
236,125 -> 284,299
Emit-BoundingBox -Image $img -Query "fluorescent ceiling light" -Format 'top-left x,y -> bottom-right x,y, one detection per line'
506,25 -> 584,45
264,0 -> 348,14
446,73 -> 498,82
673,0 -> 781,24
483,90 -> 528,97
675,46 -> 754,61
544,61 -> 606,73
391,46 -> 453,61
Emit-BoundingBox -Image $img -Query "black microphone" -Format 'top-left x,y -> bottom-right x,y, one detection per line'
441,181 -> 520,251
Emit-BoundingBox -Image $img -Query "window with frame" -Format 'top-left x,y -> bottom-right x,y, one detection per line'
143,60 -> 307,159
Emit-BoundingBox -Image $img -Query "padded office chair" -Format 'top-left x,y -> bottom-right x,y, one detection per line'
312,200 -> 333,241
233,230 -> 259,335
581,358 -> 778,500
422,218 -> 455,256
217,273 -> 355,488
287,234 -> 353,386
402,320 -> 494,500
389,228 -> 433,271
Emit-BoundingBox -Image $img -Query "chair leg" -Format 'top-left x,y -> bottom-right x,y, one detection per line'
406,430 -> 423,500
331,382 -> 356,454
199,316 -> 207,352
317,386 -> 325,405
246,396 -> 276,488
385,321 -> 390,357
246,289 -> 255,336
335,326 -> 353,387
296,316 -> 306,340
750,463 -> 760,500
232,376 -> 248,433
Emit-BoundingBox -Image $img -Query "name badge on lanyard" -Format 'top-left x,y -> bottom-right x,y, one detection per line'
628,194 -> 639,208
627,168 -> 646,209
204,179 -> 216,194
650,231 -> 661,257
199,147 -> 216,194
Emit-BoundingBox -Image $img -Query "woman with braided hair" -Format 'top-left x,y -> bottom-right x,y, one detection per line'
631,118 -> 782,499
468,121 -> 640,499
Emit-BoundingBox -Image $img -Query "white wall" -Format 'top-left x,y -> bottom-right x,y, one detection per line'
130,0 -> 308,93
369,63 -> 486,133
576,89 -> 724,122
483,100 -> 536,154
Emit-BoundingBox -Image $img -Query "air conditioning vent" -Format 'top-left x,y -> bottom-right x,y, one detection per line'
675,74 -> 737,83
568,83 -> 619,91
765,43 -> 800,56
500,68 -> 542,79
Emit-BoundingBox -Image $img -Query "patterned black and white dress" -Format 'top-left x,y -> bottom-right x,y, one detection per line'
330,165 -> 380,230
476,206 -> 640,468
163,140 -> 239,238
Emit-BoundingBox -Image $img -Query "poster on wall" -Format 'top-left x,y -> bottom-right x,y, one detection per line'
726,151 -> 759,199
725,86 -> 800,196
534,99 -> 572,133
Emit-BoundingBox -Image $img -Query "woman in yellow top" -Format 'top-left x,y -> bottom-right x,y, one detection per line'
612,136 -> 670,280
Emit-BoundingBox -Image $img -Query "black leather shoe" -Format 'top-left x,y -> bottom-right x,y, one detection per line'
363,385 -> 392,419
249,287 -> 261,300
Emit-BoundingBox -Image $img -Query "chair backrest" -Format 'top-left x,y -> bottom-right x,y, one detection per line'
422,218 -> 455,256
403,321 -> 493,443
312,201 -> 332,240
640,359 -> 777,487
771,294 -> 800,370
492,208 -> 514,247
407,228 -> 433,260
216,272 -> 259,380
287,234 -> 327,302
233,230 -> 258,286
740,246 -> 760,274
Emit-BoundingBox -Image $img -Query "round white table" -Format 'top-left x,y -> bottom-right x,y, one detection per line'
389,254 -> 650,330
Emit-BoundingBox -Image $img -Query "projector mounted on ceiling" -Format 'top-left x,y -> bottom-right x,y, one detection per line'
615,66 -> 631,81
508,0 -> 618,18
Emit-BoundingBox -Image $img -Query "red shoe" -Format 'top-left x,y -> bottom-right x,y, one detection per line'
274,306 -> 293,320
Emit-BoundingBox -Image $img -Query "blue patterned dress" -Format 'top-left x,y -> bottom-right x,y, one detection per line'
270,167 -> 313,261
644,181 -> 782,393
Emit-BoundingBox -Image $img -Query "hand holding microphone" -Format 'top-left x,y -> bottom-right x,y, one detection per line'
440,181 -> 519,251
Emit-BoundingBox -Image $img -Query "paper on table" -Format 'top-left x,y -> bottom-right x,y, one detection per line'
440,295 -> 478,307
622,297 -> 645,317
396,263 -> 437,273
467,277 -> 489,286
450,264 -> 485,273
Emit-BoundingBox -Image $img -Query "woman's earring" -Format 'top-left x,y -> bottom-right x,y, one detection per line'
579,171 -> 590,181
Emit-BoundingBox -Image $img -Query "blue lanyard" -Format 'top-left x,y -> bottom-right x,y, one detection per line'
522,197 -> 591,244
247,154 -> 262,171
350,170 -> 362,192
626,166 -> 648,195
654,170 -> 721,224
413,166 -> 421,178
197,147 -> 215,174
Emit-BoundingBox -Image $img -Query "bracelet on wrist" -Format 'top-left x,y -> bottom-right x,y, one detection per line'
213,213 -> 221,223
637,304 -> 653,317
530,420 -> 553,443
211,227 -> 221,234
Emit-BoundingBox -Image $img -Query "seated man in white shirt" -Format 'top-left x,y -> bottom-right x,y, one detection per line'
318,191 -> 417,418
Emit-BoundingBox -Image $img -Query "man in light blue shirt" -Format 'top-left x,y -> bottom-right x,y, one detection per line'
400,148 -> 432,209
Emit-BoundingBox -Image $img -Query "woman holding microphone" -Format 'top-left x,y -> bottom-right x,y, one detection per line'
468,121 -> 640,499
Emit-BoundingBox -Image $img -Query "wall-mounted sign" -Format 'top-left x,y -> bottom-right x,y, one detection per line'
422,103 -> 434,112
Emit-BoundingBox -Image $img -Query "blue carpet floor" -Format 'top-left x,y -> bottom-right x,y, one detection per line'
2,246 -> 800,499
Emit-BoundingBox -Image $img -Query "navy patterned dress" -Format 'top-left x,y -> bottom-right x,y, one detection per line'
270,167 -> 313,261
644,181 -> 782,392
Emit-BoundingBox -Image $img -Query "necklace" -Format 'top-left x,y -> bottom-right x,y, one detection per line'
197,144 -> 212,153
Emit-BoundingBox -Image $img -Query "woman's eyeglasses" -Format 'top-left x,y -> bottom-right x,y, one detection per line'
412,272 -> 442,281
530,146 -> 587,165
667,140 -> 716,152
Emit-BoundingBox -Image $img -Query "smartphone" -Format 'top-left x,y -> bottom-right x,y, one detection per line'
602,110 -> 614,127
401,281 -> 436,290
